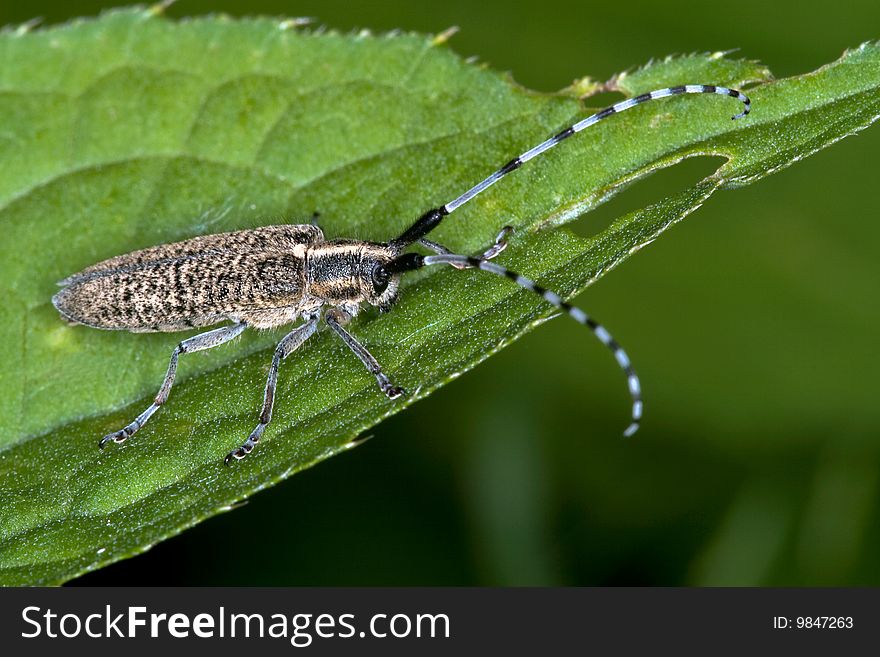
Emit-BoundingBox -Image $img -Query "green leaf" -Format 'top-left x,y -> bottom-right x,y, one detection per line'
0,8 -> 877,585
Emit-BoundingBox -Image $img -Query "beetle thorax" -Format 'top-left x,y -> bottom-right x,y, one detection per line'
305,241 -> 401,310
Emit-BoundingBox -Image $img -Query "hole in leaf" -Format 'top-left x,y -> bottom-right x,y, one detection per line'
568,155 -> 725,239
579,90 -> 628,109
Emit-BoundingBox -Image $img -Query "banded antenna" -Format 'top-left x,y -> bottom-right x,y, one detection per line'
388,84 -> 751,436
390,84 -> 750,248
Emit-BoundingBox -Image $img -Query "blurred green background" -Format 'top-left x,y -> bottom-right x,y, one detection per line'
3,0 -> 878,586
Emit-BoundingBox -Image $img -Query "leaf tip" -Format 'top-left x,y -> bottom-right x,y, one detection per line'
147,0 -> 176,17
344,434 -> 374,450
278,17 -> 313,31
10,16 -> 43,36
432,25 -> 459,46
565,76 -> 606,100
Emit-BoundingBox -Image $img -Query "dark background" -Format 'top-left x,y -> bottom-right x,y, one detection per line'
3,0 -> 879,585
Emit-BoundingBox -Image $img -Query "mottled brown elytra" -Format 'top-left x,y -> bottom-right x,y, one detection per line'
54,85 -> 750,464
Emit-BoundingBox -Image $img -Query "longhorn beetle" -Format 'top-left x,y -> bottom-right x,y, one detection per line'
53,85 -> 750,465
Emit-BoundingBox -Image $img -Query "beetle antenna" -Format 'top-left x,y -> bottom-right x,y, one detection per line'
390,84 -> 750,249
389,252 -> 642,436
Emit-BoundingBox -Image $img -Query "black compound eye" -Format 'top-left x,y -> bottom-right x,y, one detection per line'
371,264 -> 390,294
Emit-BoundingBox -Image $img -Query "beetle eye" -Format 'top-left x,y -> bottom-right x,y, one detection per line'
371,264 -> 390,294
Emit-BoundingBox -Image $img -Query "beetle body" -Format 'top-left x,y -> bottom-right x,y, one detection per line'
53,224 -> 401,332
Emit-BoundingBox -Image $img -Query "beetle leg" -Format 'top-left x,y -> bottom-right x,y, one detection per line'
417,225 -> 513,268
325,307 -> 404,400
225,317 -> 319,465
99,322 -> 247,450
